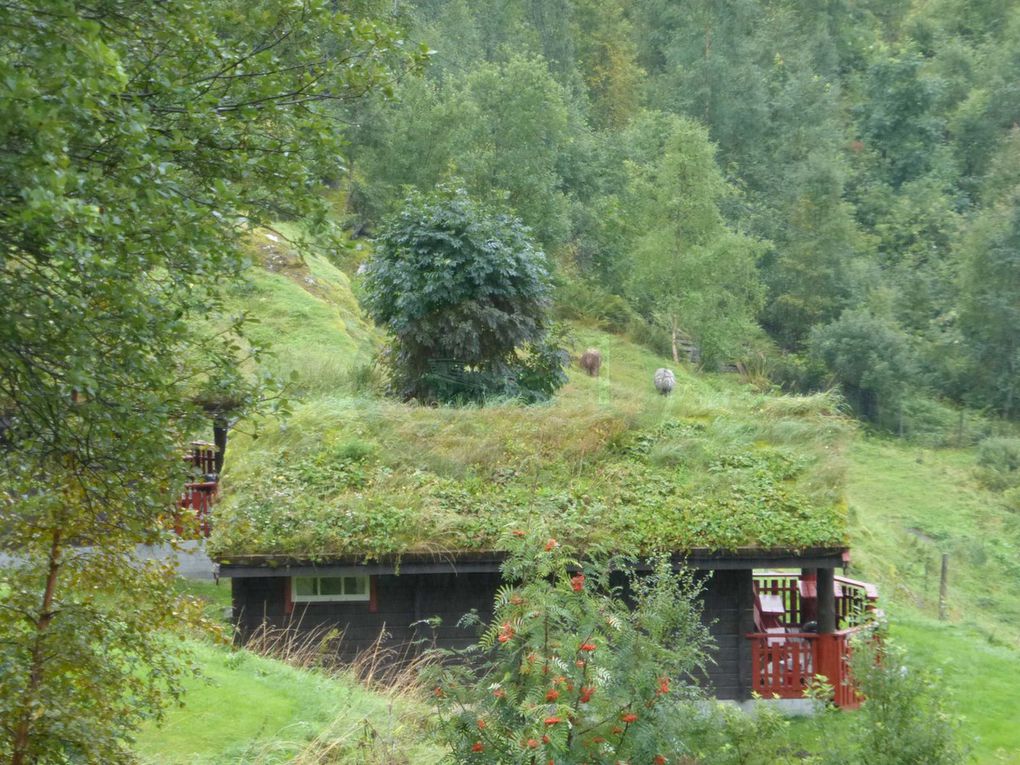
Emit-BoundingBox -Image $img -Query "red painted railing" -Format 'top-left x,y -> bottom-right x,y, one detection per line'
749,632 -> 816,698
748,625 -> 873,709
184,441 -> 218,476
754,573 -> 807,627
175,481 -> 218,538
753,572 -> 880,631
172,442 -> 221,538
749,573 -> 880,709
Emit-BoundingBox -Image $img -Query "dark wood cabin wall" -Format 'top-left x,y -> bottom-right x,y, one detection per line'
694,569 -> 754,700
232,573 -> 501,659
231,568 -> 754,699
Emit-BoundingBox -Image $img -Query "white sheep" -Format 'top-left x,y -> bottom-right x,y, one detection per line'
654,368 -> 676,396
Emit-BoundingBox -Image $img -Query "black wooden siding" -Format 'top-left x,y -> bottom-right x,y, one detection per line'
231,568 -> 754,699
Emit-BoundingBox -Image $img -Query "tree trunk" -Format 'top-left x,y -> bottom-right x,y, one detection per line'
670,317 -> 680,365
10,528 -> 62,765
703,19 -> 712,124
213,417 -> 228,475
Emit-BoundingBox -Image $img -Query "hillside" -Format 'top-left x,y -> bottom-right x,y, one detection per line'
844,438 -> 1020,762
209,232 -> 852,563
179,235 -> 1020,764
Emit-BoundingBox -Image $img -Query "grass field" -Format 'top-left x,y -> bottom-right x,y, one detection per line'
136,579 -> 440,765
134,637 -> 440,765
846,437 -> 1020,764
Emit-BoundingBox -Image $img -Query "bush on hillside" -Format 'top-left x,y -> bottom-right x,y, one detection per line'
809,310 -> 915,426
825,638 -> 965,765
976,437 -> 1020,490
361,186 -> 568,403
553,276 -> 638,333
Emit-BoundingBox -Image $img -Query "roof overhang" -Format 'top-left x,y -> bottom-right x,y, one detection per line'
217,547 -> 850,578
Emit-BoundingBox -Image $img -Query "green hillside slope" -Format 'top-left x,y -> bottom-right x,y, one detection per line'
134,638 -> 440,765
846,438 -> 1020,763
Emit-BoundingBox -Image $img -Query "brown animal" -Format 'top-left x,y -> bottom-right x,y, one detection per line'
579,348 -> 602,377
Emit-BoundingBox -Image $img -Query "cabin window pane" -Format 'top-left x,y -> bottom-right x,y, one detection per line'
344,576 -> 367,595
291,575 -> 371,602
319,577 -> 344,596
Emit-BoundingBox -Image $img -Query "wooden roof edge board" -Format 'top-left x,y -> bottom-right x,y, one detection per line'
217,547 -> 850,578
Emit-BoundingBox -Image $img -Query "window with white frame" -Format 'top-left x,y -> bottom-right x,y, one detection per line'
291,575 -> 370,602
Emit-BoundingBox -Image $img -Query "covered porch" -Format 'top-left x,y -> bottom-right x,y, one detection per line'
749,570 -> 881,709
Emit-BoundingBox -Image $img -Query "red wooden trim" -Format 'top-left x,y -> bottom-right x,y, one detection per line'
284,577 -> 294,616
368,575 -> 378,613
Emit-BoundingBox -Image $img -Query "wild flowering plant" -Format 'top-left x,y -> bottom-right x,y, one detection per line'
425,530 -> 713,764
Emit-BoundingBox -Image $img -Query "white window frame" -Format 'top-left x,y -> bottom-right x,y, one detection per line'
291,575 -> 371,603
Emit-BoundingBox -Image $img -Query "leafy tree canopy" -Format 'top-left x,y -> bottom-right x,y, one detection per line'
361,185 -> 567,403
809,309 -> 915,424
621,113 -> 764,367
0,1 -> 418,762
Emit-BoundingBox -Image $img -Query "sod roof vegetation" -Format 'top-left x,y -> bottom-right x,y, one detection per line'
208,231 -> 852,564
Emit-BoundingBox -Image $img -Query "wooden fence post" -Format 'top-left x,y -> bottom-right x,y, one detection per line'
938,553 -> 949,621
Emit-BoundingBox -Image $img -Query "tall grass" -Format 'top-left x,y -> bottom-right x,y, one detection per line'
237,622 -> 440,765
242,620 -> 435,696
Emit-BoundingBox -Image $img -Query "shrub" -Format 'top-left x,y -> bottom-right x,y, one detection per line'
361,186 -> 567,404
825,638 -> 965,765
425,531 -> 714,764
976,436 -> 1020,490
809,310 -> 915,426
553,276 -> 638,334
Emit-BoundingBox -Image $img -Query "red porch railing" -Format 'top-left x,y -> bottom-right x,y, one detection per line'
748,625 -> 873,709
748,572 -> 880,709
172,441 -> 221,538
749,631 -> 816,698
753,572 -> 880,631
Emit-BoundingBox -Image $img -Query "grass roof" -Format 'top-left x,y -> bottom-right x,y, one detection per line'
208,232 -> 851,563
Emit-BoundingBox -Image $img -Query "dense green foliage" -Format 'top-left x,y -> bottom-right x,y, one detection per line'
361,187 -> 567,403
0,1 -> 415,762
809,310 -> 914,426
335,0 -> 1020,425
829,639 -> 965,765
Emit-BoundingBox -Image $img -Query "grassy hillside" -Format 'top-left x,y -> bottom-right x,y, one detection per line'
136,580 -> 440,765
210,232 -> 852,562
847,437 -> 1020,644
846,438 -> 1020,763
188,234 -> 1020,762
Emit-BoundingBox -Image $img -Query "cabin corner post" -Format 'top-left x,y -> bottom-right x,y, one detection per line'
213,417 -> 228,475
816,568 -> 836,634
736,569 -> 756,699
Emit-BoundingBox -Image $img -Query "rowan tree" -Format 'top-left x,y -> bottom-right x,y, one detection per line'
426,532 -> 713,765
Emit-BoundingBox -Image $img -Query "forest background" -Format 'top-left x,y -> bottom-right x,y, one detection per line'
334,0 -> 1020,434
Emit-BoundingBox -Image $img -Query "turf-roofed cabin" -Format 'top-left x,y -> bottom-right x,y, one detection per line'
209,327 -> 880,706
